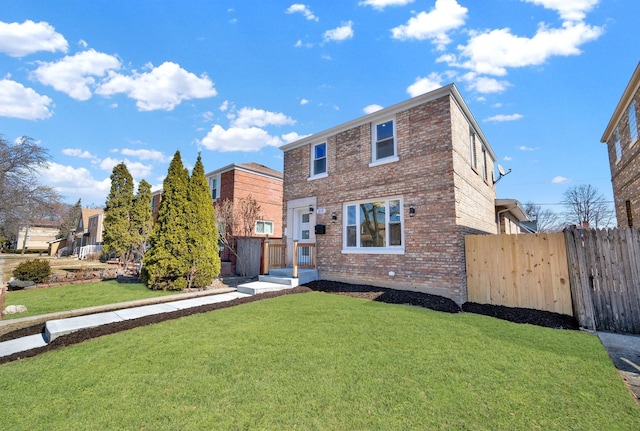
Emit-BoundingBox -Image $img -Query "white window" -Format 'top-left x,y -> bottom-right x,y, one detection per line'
615,127 -> 622,163
370,119 -> 397,165
310,142 -> 327,178
210,175 -> 220,200
629,102 -> 638,146
255,220 -> 274,235
469,128 -> 477,169
343,197 -> 404,254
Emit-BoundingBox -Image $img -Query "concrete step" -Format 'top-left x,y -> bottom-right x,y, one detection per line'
258,275 -> 299,287
236,281 -> 295,295
265,268 -> 319,286
0,333 -> 48,357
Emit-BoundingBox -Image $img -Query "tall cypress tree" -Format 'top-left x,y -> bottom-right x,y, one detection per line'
103,163 -> 134,261
186,154 -> 220,288
141,151 -> 190,290
131,180 -> 153,260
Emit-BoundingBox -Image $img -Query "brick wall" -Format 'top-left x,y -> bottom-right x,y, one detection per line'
607,85 -> 640,228
230,169 -> 283,237
283,92 -> 496,303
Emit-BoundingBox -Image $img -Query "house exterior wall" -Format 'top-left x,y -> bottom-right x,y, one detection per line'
88,213 -> 104,245
604,81 -> 640,228
15,225 -> 59,251
282,87 -> 496,303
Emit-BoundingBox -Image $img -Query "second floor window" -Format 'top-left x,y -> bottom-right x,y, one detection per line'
210,176 -> 219,200
629,101 -> 638,145
615,128 -> 622,162
312,142 -> 327,176
373,119 -> 396,162
469,129 -> 477,169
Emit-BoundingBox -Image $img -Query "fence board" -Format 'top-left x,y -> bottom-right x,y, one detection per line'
465,233 -> 572,316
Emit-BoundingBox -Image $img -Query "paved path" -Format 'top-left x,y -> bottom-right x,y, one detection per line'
598,332 -> 640,403
0,288 -> 251,358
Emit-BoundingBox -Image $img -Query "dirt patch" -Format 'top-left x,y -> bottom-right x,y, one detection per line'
0,280 -> 579,365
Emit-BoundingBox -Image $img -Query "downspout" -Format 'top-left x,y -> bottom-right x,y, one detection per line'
496,206 -> 515,234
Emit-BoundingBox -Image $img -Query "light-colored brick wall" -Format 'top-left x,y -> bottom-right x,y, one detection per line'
283,93 -> 496,303
607,85 -> 640,228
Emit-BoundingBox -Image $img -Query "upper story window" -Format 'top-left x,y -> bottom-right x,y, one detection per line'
343,197 -> 404,254
210,175 -> 220,200
469,128 -> 477,169
614,127 -> 622,163
370,119 -> 397,165
629,101 -> 638,146
481,146 -> 488,182
310,142 -> 327,178
255,220 -> 274,235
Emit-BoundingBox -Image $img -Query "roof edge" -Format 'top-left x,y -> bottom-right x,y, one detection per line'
601,62 -> 640,143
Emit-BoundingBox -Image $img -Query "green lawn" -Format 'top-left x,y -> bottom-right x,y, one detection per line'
1,292 -> 638,430
2,280 -> 176,319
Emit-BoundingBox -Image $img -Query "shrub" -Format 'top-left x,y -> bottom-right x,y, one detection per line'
12,259 -> 52,284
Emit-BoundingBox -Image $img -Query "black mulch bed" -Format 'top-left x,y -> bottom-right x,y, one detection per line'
0,280 -> 578,364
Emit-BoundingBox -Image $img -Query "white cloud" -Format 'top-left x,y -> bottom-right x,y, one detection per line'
462,73 -> 510,94
0,79 -> 53,119
96,61 -> 217,111
503,156 -> 513,161
522,0 -> 599,22
285,4 -> 319,21
363,104 -> 383,114
294,39 -> 314,48
446,21 -> 603,76
484,113 -> 523,122
359,0 -> 414,10
391,0 -> 467,49
39,162 -> 111,205
32,49 -> 121,100
231,107 -> 296,128
282,132 -> 309,144
199,125 -> 283,152
519,145 -> 538,151
62,148 -> 95,159
119,148 -> 169,162
0,20 -> 68,57
300,98 -> 309,105
99,157 -> 153,178
406,73 -> 444,97
219,100 -> 229,111
323,21 -> 354,43
552,175 -> 568,184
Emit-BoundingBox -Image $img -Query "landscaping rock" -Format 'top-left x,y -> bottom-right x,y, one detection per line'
3,305 -> 28,315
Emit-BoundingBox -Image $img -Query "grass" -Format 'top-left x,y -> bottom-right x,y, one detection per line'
1,255 -> 112,284
2,280 -> 176,319
1,292 -> 639,430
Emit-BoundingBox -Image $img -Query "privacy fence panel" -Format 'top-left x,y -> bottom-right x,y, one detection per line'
465,233 -> 573,316
565,228 -> 640,333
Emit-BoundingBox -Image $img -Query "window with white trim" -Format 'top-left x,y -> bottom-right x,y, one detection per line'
311,142 -> 327,177
614,127 -> 622,163
255,220 -> 274,235
372,119 -> 396,162
210,175 -> 220,200
469,128 -> 477,169
481,146 -> 488,181
344,197 -> 403,252
629,101 -> 638,145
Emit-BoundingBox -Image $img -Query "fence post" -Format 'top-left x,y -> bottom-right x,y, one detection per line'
292,240 -> 299,279
263,237 -> 270,275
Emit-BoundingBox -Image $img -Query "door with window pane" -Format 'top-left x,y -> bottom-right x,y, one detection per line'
294,208 -> 314,266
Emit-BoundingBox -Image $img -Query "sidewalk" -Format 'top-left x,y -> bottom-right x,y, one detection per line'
598,331 -> 640,403
0,287 -> 252,359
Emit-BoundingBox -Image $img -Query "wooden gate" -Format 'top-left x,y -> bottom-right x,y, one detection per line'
565,228 -> 640,333
465,233 -> 573,315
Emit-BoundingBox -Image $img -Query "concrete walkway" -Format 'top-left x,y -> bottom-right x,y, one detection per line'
0,288 -> 251,358
598,332 -> 640,403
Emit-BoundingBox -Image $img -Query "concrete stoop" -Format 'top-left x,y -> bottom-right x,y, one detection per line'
236,268 -> 318,295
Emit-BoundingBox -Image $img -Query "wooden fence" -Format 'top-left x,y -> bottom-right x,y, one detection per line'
565,228 -> 640,333
466,227 -> 640,334
465,233 -> 573,316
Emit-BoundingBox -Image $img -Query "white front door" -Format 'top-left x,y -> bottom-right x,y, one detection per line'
294,208 -> 313,243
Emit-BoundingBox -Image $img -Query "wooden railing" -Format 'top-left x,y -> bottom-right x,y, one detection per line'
262,239 -> 316,277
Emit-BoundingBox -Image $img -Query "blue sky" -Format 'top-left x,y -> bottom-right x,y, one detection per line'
0,1 -> 637,217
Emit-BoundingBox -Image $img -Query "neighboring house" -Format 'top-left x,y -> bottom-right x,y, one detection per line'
206,162 -> 283,238
495,199 -> 532,234
14,222 -> 59,252
281,84 -> 498,304
74,208 -> 103,259
601,62 -> 640,228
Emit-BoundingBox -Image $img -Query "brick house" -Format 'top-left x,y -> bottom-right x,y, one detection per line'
601,62 -> 640,228
281,84 -> 497,304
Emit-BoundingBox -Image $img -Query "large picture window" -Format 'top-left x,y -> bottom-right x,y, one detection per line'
343,197 -> 404,253
371,119 -> 397,163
